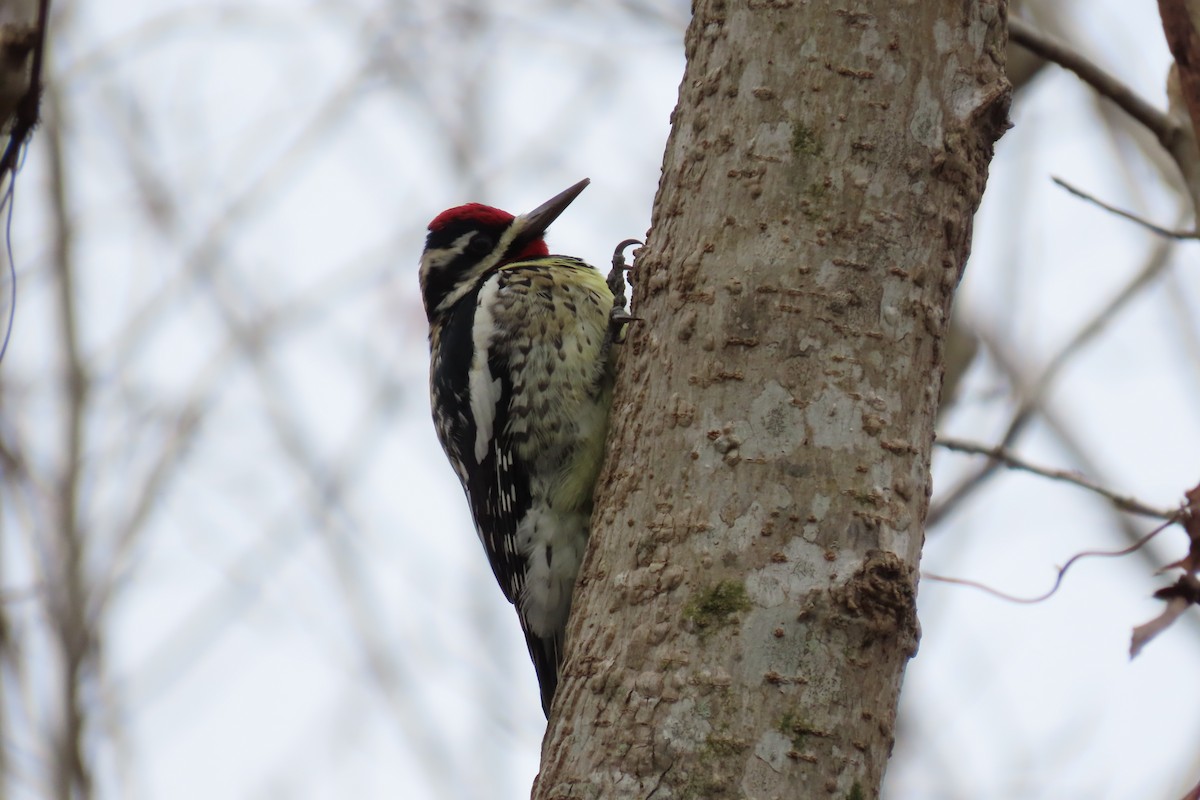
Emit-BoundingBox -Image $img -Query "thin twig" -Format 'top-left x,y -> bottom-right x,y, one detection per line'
935,437 -> 1178,519
928,409 -> 1034,527
929,234 -> 1178,526
1052,176 -> 1200,239
1008,16 -> 1179,149
925,516 -> 1179,604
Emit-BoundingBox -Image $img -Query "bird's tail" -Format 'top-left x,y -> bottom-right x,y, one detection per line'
524,626 -> 565,718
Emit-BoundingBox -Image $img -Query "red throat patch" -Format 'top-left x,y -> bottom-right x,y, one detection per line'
510,239 -> 550,259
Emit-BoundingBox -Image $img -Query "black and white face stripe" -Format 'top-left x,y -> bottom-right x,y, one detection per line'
419,217 -> 530,321
419,180 -> 590,324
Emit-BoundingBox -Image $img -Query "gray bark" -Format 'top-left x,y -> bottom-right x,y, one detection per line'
535,1 -> 1010,798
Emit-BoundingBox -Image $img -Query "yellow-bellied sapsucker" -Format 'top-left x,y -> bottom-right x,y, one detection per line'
419,179 -> 636,716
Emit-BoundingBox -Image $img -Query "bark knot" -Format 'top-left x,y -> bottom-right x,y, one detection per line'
835,549 -> 918,653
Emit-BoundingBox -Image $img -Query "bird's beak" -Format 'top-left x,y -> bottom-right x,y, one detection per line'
518,178 -> 590,241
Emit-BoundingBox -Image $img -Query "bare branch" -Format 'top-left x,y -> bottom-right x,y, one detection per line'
1052,175 -> 1200,239
930,233 -> 1178,526
1009,16 -> 1180,149
925,516 -> 1179,604
935,437 -> 1178,519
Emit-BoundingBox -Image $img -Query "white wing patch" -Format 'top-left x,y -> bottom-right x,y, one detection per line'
470,275 -> 503,464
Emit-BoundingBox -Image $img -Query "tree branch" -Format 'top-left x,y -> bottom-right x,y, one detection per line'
935,437 -> 1178,519
1009,16 -> 1180,149
1052,175 -> 1200,239
925,516 -> 1178,604
929,234 -> 1178,527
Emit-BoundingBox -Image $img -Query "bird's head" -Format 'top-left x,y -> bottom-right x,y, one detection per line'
419,178 -> 590,321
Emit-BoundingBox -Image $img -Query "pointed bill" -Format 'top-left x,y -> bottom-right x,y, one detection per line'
518,178 -> 590,240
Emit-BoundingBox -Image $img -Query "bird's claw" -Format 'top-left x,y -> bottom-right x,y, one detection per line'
609,307 -> 641,325
605,238 -> 642,348
611,238 -> 642,272
607,238 -> 641,311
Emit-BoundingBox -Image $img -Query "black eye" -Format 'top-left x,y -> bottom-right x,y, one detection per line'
468,234 -> 494,255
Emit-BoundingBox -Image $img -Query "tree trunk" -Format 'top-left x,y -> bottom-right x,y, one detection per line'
535,1 -> 1010,797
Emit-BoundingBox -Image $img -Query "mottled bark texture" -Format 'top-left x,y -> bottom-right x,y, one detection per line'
535,2 -> 1010,798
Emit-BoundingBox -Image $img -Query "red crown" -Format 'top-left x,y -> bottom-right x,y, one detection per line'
428,203 -> 515,232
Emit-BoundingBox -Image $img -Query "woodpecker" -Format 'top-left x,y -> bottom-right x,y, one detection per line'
419,178 -> 635,716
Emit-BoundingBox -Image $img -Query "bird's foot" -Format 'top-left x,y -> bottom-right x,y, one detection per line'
603,239 -> 642,351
